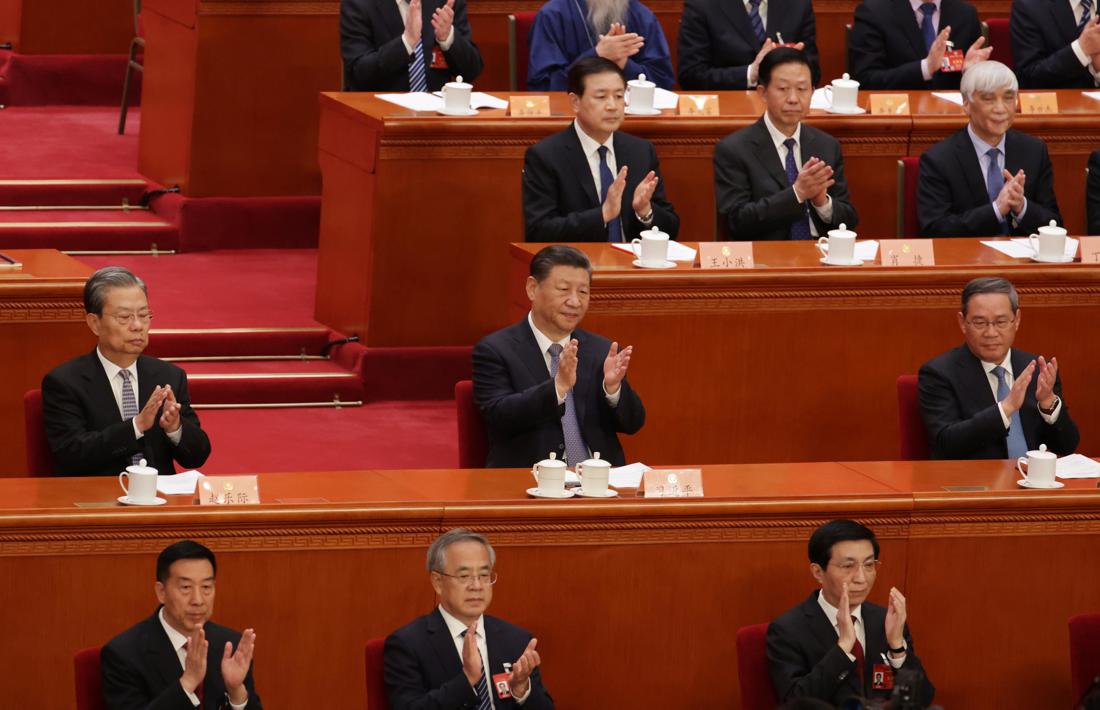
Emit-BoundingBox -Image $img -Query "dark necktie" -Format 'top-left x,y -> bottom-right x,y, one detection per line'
985,147 -> 1008,235
783,137 -> 812,240
993,365 -> 1029,458
850,616 -> 865,682
548,343 -> 589,467
119,370 -> 143,466
748,0 -> 766,43
1081,0 -> 1093,32
597,146 -> 622,242
919,3 -> 937,52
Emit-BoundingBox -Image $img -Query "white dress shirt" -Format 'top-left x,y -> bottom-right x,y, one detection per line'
158,609 -> 248,710
967,124 -> 1028,224
1069,0 -> 1100,86
910,0 -> 941,81
980,349 -> 1062,429
761,112 -> 834,236
437,605 -> 531,706
816,590 -> 906,669
397,0 -> 455,55
96,348 -> 182,445
527,312 -> 620,407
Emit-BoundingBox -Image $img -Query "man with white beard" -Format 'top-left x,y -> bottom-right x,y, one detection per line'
527,0 -> 674,90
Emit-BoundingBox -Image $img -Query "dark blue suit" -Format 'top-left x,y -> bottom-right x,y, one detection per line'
1011,0 -> 1100,89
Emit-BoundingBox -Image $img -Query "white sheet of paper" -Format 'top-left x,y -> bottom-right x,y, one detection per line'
609,463 -> 651,488
432,91 -> 508,109
611,240 -> 697,262
157,470 -> 204,495
1056,454 -> 1100,479
1083,91 -> 1100,101
375,92 -> 444,112
981,240 -> 1033,258
1010,236 -> 1079,258
931,91 -> 964,106
810,88 -> 831,110
653,88 -> 679,110
854,240 -> 879,261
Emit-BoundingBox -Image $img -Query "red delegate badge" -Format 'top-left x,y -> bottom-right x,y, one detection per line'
940,49 -> 964,72
492,673 -> 513,699
872,664 -> 895,691
431,47 -> 448,69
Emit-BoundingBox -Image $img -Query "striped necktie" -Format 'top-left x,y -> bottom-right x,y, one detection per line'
748,0 -> 766,43
409,40 -> 429,92
783,138 -> 812,240
548,343 -> 589,467
461,629 -> 494,710
119,369 -> 143,465
1081,0 -> 1093,32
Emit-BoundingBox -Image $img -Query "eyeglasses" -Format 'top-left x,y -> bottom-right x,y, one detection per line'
965,317 -> 1015,332
435,570 -> 498,587
102,310 -> 153,326
832,560 -> 882,576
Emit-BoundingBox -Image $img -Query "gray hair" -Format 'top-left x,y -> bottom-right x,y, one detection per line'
960,60 -> 1018,102
961,277 -> 1018,315
426,528 -> 496,573
83,267 -> 147,314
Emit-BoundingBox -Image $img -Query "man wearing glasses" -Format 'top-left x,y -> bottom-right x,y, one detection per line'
42,266 -> 211,476
384,528 -> 554,709
767,519 -> 935,705
918,277 -> 1079,460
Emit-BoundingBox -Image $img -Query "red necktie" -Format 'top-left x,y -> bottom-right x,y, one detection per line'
850,616 -> 865,681
182,641 -> 205,707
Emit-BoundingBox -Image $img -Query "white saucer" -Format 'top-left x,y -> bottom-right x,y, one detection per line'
436,107 -> 479,116
825,105 -> 867,115
573,488 -> 620,498
118,495 -> 167,506
633,258 -> 676,269
1031,254 -> 1075,264
625,106 -> 662,116
819,256 -> 864,266
526,487 -> 575,499
1016,479 -> 1064,489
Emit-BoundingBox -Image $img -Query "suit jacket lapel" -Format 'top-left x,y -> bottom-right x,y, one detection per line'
510,320 -> 553,385
81,350 -> 123,426
720,0 -> 761,49
426,609 -> 465,680
143,612 -> 189,696
801,593 -> 863,697
564,129 -> 601,207
1003,130 -> 1024,178
860,603 -> 888,689
751,119 -> 790,191
484,616 -> 509,695
380,0 -> 406,47
894,0 -> 927,59
572,330 -> 593,427
951,129 -> 991,208
1050,0 -> 1078,44
956,345 -> 998,410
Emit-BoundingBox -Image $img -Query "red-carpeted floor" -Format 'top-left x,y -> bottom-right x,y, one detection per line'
0,107 -> 143,179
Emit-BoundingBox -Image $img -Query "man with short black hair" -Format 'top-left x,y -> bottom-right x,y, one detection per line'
42,267 -> 210,476
101,540 -> 262,709
384,529 -> 554,709
714,47 -> 857,241
472,245 -> 645,468
767,520 -> 934,706
919,277 -> 1079,459
523,57 -> 678,243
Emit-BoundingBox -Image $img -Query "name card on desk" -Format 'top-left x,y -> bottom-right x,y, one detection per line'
643,469 -> 704,498
879,239 -> 935,266
1020,93 -> 1059,114
869,94 -> 910,115
1080,237 -> 1100,264
509,96 -> 550,117
198,476 -> 260,506
678,95 -> 720,116
699,242 -> 754,269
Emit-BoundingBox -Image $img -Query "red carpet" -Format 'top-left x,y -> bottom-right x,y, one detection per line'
0,107 -> 143,179
0,51 -> 140,106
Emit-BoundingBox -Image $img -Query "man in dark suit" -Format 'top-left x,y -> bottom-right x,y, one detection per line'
384,529 -> 553,710
1011,0 -> 1100,88
1089,149 -> 1100,235
768,520 -> 935,706
523,56 -> 679,243
919,61 -> 1062,237
42,267 -> 210,476
677,0 -> 820,90
101,540 -> 261,710
714,47 -> 858,241
340,0 -> 483,91
919,277 -> 1079,460
472,245 -> 644,468
848,0 -> 989,90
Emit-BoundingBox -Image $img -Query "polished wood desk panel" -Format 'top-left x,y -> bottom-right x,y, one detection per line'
0,250 -> 94,475
2,461 -> 1098,708
0,0 -> 132,53
315,90 -> 909,345
509,241 -> 1100,464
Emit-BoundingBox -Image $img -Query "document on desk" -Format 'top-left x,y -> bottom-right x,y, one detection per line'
810,88 -> 831,110
609,463 -> 651,488
375,92 -> 444,112
854,240 -> 879,261
654,88 -> 679,109
981,238 -> 1079,259
158,470 -> 205,495
612,241 -> 697,262
931,92 -> 964,106
430,91 -> 509,109
1084,91 -> 1100,102
1056,454 -> 1100,479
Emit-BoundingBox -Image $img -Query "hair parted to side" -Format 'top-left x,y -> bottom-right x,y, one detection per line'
807,519 -> 879,569
959,60 -> 1018,102
758,47 -> 812,87
84,266 -> 147,314
961,277 -> 1018,315
156,540 -> 217,583
567,56 -> 626,96
426,528 -> 497,573
529,245 -> 593,282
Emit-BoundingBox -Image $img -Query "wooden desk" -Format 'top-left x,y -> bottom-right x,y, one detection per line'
2,460 -> 1098,708
0,0 -> 131,54
0,250 -> 93,475
509,240 -> 1100,464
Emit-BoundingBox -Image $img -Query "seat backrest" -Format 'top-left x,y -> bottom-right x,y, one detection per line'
74,646 -> 105,710
24,389 -> 54,476
897,156 -> 921,237
455,380 -> 488,468
365,637 -> 390,710
736,623 -> 778,710
985,18 -> 1013,68
508,12 -> 538,91
1069,613 -> 1100,701
896,374 -> 930,460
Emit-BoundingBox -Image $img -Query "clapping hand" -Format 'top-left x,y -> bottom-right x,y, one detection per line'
507,638 -> 541,697
603,342 -> 633,395
1034,356 -> 1059,410
221,629 -> 256,705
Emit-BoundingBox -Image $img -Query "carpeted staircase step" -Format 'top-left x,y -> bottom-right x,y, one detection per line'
0,207 -> 177,251
146,328 -> 334,359
181,359 -> 365,405
0,178 -> 149,206
0,50 -> 139,106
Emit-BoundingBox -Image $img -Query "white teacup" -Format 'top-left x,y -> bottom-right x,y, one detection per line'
532,452 -> 567,495
631,226 -> 670,265
815,223 -> 857,262
1017,444 -> 1057,487
576,452 -> 611,495
824,73 -> 860,111
442,75 -> 472,112
627,73 -> 656,112
119,458 -> 159,502
1028,220 -> 1068,260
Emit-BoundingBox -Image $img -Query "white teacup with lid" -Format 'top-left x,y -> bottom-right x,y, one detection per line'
824,73 -> 860,112
532,452 -> 568,496
626,73 -> 657,113
1017,444 -> 1059,488
119,458 -> 159,503
575,451 -> 611,496
632,226 -> 670,266
1028,220 -> 1069,261
442,75 -> 473,112
816,223 -> 858,263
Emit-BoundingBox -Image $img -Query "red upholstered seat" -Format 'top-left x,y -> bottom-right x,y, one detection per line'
455,380 -> 488,468
1070,613 -> 1100,701
736,623 -> 778,710
74,646 -> 105,710
985,18 -> 1013,68
896,156 -> 921,237
508,12 -> 538,91
897,375 -> 930,460
24,389 -> 54,477
365,637 -> 390,710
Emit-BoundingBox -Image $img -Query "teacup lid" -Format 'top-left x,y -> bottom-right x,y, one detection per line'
579,451 -> 609,468
536,451 -> 567,468
447,75 -> 472,88
629,73 -> 655,88
641,225 -> 669,239
1029,443 -> 1057,458
834,72 -> 859,87
828,222 -> 856,238
126,458 -> 157,475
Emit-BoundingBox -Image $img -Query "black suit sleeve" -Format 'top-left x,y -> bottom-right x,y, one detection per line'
766,619 -> 856,701
1011,1 -> 1094,88
472,338 -> 565,437
100,643 -> 195,710
917,360 -> 1007,459
341,0 -> 414,91
598,378 -> 646,436
676,0 -> 753,89
168,373 -> 212,470
848,3 -> 926,90
1090,151 -> 1100,235
383,634 -> 479,710
42,369 -> 142,476
1013,141 -> 1062,234
917,150 -> 1001,237
439,0 -> 484,83
522,144 -> 608,243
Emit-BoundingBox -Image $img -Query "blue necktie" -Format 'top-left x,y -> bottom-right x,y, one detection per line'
548,343 -> 589,468
748,0 -> 766,43
119,370 -> 143,466
919,3 -> 937,52
409,40 -> 429,92
1081,0 -> 1092,32
597,146 -> 622,242
993,366 -> 1029,459
985,147 -> 1008,235
783,137 -> 812,240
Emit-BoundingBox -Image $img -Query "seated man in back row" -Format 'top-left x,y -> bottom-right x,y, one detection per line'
919,277 -> 1079,460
